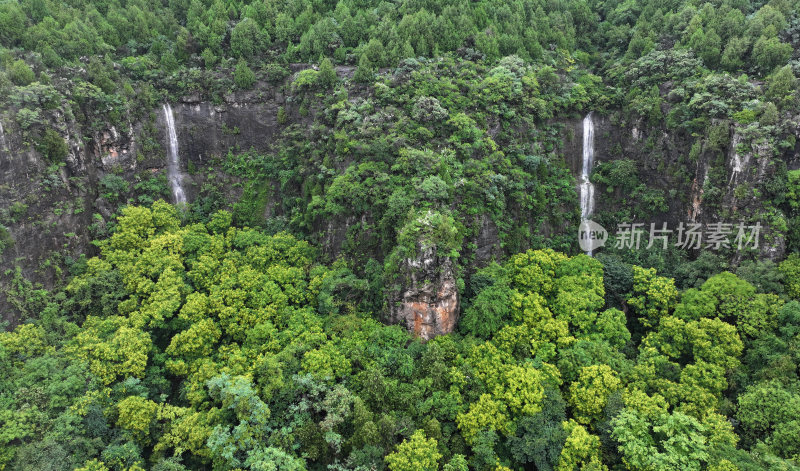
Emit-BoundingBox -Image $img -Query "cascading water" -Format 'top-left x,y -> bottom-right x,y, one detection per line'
0,120 -> 8,154
580,112 -> 595,219
579,112 -> 596,254
162,104 -> 187,205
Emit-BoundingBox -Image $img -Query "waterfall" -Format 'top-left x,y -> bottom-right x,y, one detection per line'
579,112 -> 596,254
0,120 -> 7,154
162,104 -> 187,205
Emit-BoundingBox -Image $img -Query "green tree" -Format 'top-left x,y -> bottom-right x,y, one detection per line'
363,38 -> 385,67
400,40 -> 415,60
442,454 -> 468,471
317,57 -> 337,88
460,280 -> 511,338
780,254 -> 800,299
8,59 -> 34,86
230,18 -> 268,59
688,27 -> 721,69
385,430 -> 441,471
735,377 -> 800,460
611,409 -> 710,471
353,54 -> 374,83
38,128 -> 69,163
752,36 -> 792,74
160,50 -> 179,73
556,420 -> 607,471
765,65 -> 798,109
627,266 -> 678,328
568,365 -> 621,424
234,59 -> 256,89
636,315 -> 743,414
720,37 -> 749,71
0,2 -> 26,46
675,272 -> 780,340
508,388 -> 567,469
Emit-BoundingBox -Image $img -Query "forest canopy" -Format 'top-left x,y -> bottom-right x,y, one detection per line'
0,0 -> 800,469
1,202 -> 800,470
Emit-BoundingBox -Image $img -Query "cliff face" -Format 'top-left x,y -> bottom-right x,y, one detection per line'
388,247 -> 459,340
1,77 -> 798,330
174,98 -> 281,167
560,112 -> 799,260
0,74 -> 320,322
0,106 -> 95,319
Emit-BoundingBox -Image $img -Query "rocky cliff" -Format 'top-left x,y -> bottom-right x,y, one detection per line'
1,71 -> 798,332
388,246 -> 460,340
559,111 -> 799,260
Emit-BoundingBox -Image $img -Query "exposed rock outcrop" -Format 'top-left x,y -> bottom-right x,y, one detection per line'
388,246 -> 459,341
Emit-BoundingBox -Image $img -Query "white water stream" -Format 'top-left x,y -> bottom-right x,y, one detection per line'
163,104 -> 186,205
0,120 -> 8,153
579,113 -> 596,254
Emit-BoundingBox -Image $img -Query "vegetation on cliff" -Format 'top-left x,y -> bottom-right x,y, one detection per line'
1,0 -> 800,469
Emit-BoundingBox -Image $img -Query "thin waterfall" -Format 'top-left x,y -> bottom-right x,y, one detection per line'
580,112 -> 596,254
162,104 -> 187,205
0,120 -> 7,153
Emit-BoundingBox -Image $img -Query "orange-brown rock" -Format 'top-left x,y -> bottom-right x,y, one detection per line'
388,247 -> 459,340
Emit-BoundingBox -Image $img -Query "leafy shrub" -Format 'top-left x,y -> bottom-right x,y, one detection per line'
15,108 -> 40,129
0,223 -> 12,255
292,69 -> 319,91
732,109 -> 756,124
9,82 -> 61,109
265,64 -> 289,83
391,209 -> 462,261
786,170 -> 800,212
411,96 -> 448,122
134,175 -> 170,205
99,174 -> 130,203
233,59 -> 256,89
419,175 -> 449,202
201,48 -> 217,69
7,59 -> 34,86
8,201 -> 28,223
592,159 -> 638,193
37,128 -> 68,163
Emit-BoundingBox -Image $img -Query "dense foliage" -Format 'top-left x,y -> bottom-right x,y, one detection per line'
0,0 -> 798,73
0,203 -> 799,470
2,0 -> 799,266
1,0 -> 800,469
1,0 -> 799,261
